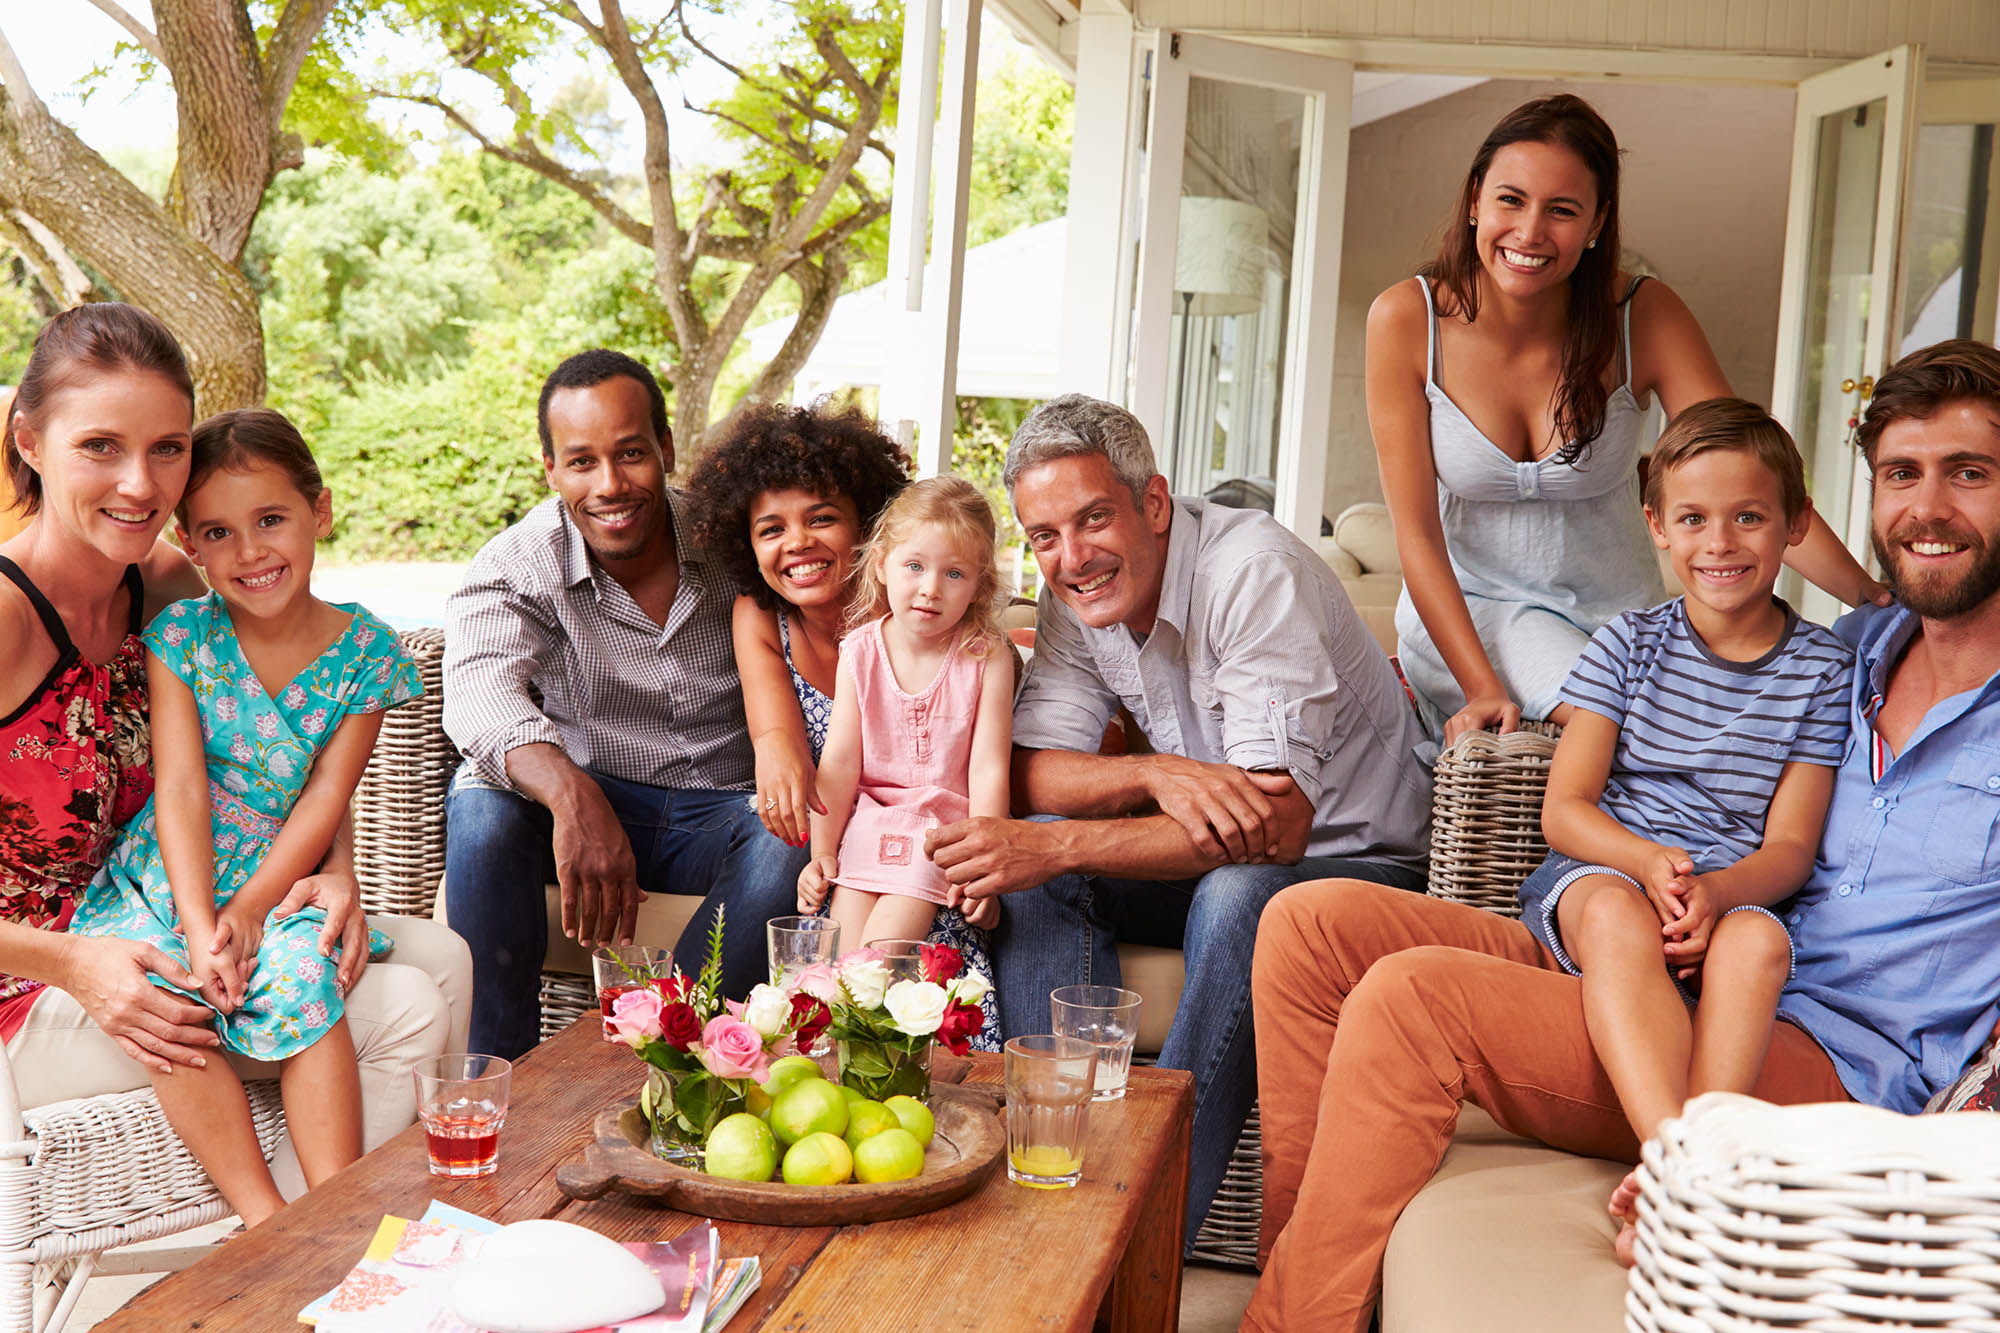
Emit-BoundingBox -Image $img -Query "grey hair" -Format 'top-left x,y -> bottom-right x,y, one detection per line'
1002,394 -> 1159,504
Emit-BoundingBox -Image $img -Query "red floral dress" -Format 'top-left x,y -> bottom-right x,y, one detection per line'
0,555 -> 152,1038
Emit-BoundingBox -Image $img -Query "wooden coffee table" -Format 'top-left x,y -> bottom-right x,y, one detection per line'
94,1020 -> 1194,1331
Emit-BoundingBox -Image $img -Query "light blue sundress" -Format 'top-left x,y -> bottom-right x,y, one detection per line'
781,611 -> 1000,1051
71,594 -> 422,1060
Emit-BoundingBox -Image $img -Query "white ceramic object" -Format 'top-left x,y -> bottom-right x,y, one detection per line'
449,1219 -> 666,1333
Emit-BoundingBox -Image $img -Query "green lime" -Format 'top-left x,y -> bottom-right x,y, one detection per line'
781,1131 -> 854,1185
769,1078 -> 849,1146
840,1085 -> 867,1105
746,1085 -> 773,1119
842,1100 -> 899,1150
704,1113 -> 778,1183
883,1095 -> 934,1149
852,1127 -> 925,1183
761,1055 -> 825,1098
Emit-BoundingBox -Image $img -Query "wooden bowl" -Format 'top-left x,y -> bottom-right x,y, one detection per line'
554,1082 -> 1006,1225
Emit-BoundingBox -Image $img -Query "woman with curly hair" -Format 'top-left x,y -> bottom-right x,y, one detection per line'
688,402 -> 1001,1046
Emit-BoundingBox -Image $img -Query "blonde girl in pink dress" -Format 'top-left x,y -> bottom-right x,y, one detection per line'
799,477 -> 1013,949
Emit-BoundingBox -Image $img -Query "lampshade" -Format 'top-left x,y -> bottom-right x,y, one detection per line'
1173,196 -> 1268,317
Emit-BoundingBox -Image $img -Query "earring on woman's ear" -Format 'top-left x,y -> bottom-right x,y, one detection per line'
1468,216 -> 1476,226
1587,238 -> 1598,249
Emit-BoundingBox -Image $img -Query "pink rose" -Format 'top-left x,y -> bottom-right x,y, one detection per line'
608,986 -> 666,1046
699,1015 -> 771,1082
789,961 -> 840,1004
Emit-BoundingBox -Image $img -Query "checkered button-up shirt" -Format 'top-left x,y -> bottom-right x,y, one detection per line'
443,491 -> 754,793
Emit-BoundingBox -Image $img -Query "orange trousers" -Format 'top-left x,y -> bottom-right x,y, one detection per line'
1242,879 -> 1849,1332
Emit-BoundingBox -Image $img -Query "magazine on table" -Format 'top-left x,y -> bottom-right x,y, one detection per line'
299,1202 -> 759,1333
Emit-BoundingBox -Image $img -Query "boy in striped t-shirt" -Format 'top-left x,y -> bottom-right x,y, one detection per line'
1518,398 -> 1853,1260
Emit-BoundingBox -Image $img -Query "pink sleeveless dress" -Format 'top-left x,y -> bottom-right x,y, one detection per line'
836,617 -> 985,904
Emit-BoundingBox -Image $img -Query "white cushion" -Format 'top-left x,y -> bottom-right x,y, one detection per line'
1333,503 -> 1399,575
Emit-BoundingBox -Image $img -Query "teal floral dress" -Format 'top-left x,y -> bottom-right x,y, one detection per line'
70,595 -> 421,1060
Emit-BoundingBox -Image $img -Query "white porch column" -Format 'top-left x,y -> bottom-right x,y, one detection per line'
1057,4 -> 1139,404
879,0 -> 944,449
911,0 -> 983,476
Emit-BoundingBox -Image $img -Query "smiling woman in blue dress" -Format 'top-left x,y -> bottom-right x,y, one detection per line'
1369,94 -> 1886,744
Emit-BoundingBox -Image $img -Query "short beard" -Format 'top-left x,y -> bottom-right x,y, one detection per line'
1874,522 -> 2000,618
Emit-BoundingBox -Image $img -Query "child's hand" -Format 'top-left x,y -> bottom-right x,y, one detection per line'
798,857 -> 837,913
213,902 -> 266,1003
959,891 -> 1001,931
183,922 -> 238,1014
1662,875 -> 1717,977
1637,845 -> 1696,925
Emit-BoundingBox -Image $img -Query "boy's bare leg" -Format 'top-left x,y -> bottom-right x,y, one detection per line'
859,894 -> 940,950
280,1017 -> 364,1189
1557,877 -> 1694,1139
1688,911 -> 1792,1097
149,1058 -> 288,1227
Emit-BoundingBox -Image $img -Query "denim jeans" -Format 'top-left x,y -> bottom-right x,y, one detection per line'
445,769 -> 808,1059
993,842 -> 1427,1252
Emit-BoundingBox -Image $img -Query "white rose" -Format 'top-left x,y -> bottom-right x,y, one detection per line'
840,957 -> 891,1010
883,980 -> 949,1037
951,971 -> 991,1007
742,983 -> 791,1038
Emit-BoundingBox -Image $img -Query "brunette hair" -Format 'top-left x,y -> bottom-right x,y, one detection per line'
1854,339 -> 2000,464
182,408 -> 324,523
686,401 -> 912,611
1421,94 -> 1625,465
847,475 -> 1004,652
4,303 -> 194,516
1644,398 -> 1808,523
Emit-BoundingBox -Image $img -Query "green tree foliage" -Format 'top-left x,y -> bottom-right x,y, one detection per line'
965,45 -> 1070,249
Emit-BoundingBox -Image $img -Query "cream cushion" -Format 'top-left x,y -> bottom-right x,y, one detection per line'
1381,1107 -> 1628,1332
1332,502 -> 1400,575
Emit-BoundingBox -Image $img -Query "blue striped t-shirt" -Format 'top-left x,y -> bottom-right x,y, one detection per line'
1560,598 -> 1853,870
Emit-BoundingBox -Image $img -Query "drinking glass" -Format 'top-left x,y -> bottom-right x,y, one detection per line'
414,1054 -> 512,1178
1050,985 -> 1144,1101
869,937 -> 928,986
767,915 -> 841,987
592,945 -> 673,1042
1003,1035 -> 1097,1189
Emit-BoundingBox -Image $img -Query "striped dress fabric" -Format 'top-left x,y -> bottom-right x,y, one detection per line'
1561,598 -> 1853,870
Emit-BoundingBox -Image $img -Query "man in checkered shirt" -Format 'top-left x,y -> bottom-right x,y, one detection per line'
441,350 -> 806,1059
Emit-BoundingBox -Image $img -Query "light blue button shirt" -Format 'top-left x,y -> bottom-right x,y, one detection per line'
1012,498 -> 1432,869
1777,602 -> 2000,1113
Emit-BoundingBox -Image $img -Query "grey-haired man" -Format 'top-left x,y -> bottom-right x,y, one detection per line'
924,394 -> 1433,1250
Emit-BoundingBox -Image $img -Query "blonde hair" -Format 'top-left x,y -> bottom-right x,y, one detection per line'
847,475 -> 1005,652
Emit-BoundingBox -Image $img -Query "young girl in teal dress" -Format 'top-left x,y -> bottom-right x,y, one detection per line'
70,408 -> 419,1225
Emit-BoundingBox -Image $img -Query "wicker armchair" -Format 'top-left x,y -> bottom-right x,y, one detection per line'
0,1046 -> 285,1332
1629,1092 -> 2000,1331
1426,722 -> 1564,915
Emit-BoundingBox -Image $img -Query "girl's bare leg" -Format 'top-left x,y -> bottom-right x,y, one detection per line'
828,887 -> 881,954
1688,911 -> 1791,1098
149,1058 -> 287,1227
1557,877 -> 1695,1142
280,1017 -> 363,1188
859,894 -> 939,949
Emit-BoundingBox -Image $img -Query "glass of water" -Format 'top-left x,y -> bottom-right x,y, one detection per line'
1004,1035 -> 1098,1189
1050,984 -> 1143,1101
767,915 -> 840,986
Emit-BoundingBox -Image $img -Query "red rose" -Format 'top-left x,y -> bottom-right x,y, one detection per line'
659,1000 -> 703,1049
920,943 -> 964,985
934,999 -> 983,1057
790,993 -> 831,1050
653,973 -> 692,1003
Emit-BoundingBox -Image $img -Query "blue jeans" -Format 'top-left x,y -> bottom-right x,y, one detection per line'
445,769 -> 807,1059
993,840 -> 1426,1252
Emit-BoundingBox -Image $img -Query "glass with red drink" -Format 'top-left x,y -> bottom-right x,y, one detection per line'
592,945 -> 673,1041
414,1054 -> 512,1178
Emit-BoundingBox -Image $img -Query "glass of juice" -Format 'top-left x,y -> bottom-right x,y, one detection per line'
414,1054 -> 512,1178
1003,1035 -> 1097,1189
1050,985 -> 1143,1101
593,945 -> 673,1042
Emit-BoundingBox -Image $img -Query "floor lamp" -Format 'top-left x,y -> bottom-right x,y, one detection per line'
1171,197 -> 1268,491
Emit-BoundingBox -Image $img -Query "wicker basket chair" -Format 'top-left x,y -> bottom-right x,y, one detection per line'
1426,722 -> 1564,916
0,1045 -> 285,1333
353,628 -> 455,918
1628,1091 -> 2000,1331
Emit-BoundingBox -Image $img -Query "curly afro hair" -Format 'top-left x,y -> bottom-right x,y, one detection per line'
687,401 -> 912,611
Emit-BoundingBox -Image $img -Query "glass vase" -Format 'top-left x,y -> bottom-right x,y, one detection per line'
641,1068 -> 746,1167
837,1036 -> 933,1103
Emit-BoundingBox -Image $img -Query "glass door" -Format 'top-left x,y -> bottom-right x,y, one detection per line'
1896,79 -> 2000,358
1129,33 -> 1352,541
1771,45 -> 1922,626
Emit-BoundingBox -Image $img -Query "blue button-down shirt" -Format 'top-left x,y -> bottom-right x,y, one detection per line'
1777,602 -> 2000,1113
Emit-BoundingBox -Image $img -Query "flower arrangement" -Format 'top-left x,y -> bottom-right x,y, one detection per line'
605,909 -> 833,1161
801,943 -> 991,1103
